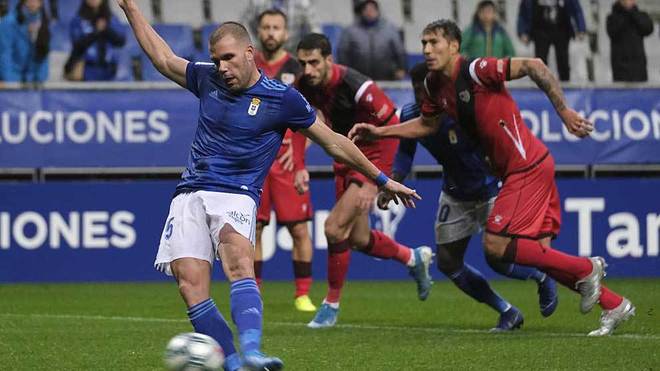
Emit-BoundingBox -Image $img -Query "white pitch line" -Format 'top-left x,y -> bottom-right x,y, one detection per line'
1,313 -> 658,341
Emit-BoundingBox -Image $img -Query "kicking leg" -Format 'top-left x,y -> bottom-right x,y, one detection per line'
172,258 -> 241,371
218,224 -> 282,371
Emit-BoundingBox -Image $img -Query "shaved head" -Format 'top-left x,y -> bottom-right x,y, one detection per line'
210,21 -> 252,48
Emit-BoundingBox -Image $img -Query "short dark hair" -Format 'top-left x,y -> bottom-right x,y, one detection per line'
297,33 -> 332,57
257,8 -> 288,27
210,21 -> 252,46
423,19 -> 462,47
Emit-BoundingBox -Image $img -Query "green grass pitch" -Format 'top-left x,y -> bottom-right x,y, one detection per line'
1,279 -> 658,370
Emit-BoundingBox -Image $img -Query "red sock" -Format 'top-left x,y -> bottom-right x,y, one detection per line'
293,260 -> 312,298
543,268 -> 579,292
326,240 -> 351,303
363,230 -> 411,265
254,260 -> 263,289
599,286 -> 624,310
507,239 -> 593,287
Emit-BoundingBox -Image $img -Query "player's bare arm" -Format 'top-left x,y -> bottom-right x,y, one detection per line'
117,0 -> 187,87
301,117 -> 421,208
348,116 -> 439,142
509,57 -> 593,138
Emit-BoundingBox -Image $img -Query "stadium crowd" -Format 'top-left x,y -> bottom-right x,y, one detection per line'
0,0 -> 657,84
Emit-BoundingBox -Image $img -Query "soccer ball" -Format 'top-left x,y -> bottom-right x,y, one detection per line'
164,332 -> 225,371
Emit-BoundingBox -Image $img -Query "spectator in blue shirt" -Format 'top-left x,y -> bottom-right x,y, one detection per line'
64,0 -> 126,81
0,0 -> 50,83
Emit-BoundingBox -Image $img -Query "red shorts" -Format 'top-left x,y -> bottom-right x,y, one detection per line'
486,153 -> 561,239
257,161 -> 312,225
333,139 -> 398,200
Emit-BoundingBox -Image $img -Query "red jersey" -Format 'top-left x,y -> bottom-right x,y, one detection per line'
255,51 -> 306,170
297,64 -> 399,167
421,56 -> 548,178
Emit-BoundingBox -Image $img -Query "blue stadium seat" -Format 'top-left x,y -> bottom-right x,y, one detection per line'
139,24 -> 195,81
321,23 -> 343,59
55,0 -> 80,25
49,21 -> 71,52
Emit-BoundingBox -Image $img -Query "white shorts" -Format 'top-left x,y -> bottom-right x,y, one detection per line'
154,191 -> 257,276
434,192 -> 495,245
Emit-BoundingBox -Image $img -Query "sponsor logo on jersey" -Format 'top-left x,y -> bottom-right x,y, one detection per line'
248,97 -> 261,116
494,214 -> 503,224
459,89 -> 470,103
280,73 -> 295,85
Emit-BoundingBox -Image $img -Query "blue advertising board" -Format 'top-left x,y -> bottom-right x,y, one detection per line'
0,178 -> 657,283
0,87 -> 658,167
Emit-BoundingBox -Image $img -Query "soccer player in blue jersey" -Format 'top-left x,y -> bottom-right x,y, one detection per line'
117,1 -> 420,370
358,62 -> 559,331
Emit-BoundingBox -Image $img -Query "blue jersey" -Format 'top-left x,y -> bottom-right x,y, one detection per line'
394,102 -> 499,201
176,62 -> 316,204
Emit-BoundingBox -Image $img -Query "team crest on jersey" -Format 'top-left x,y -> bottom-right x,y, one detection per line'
280,73 -> 295,85
479,59 -> 488,69
248,97 -> 261,116
448,129 -> 458,144
459,89 -> 470,103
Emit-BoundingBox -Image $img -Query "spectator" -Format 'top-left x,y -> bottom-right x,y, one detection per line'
337,0 -> 406,80
64,0 -> 126,81
517,0 -> 586,81
461,0 -> 515,59
0,0 -> 50,83
241,0 -> 321,52
607,0 -> 654,82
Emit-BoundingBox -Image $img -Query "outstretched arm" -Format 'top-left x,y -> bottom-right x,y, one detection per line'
348,115 -> 439,142
509,57 -> 593,137
117,0 -> 187,87
300,118 -> 421,208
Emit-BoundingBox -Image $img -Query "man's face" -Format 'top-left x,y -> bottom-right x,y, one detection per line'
24,0 -> 42,13
421,29 -> 458,72
297,48 -> 331,87
360,2 -> 379,22
258,14 -> 288,53
210,35 -> 255,91
619,0 -> 635,10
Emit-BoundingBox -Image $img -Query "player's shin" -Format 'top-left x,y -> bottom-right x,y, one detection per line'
187,298 -> 241,370
503,238 -> 593,282
326,240 -> 351,304
229,279 -> 263,354
293,260 -> 312,298
486,254 -> 546,283
448,264 -> 511,313
361,230 -> 412,265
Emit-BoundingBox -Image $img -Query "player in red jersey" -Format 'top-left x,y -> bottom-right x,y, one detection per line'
350,20 -> 635,336
254,9 -> 316,312
296,33 -> 434,329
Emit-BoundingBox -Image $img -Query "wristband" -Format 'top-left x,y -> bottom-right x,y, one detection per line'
374,172 -> 389,187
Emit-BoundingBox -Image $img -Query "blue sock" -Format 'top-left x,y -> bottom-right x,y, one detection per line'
230,278 -> 263,354
501,263 -> 546,283
449,264 -> 510,313
187,298 -> 241,371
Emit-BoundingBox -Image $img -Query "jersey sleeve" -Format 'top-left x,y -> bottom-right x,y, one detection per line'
468,57 -> 510,89
355,81 -> 396,126
281,87 -> 317,131
185,62 -> 213,97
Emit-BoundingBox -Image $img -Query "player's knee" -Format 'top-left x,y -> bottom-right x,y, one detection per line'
288,222 -> 309,241
348,234 -> 370,250
483,233 -> 508,258
324,218 -> 347,243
